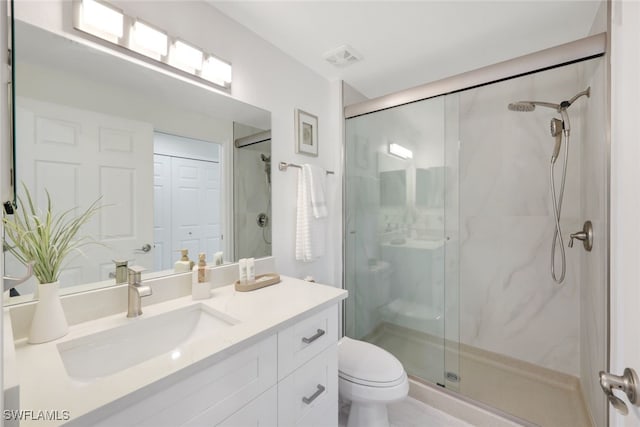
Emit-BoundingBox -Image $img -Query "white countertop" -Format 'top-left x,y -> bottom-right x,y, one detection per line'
7,276 -> 347,426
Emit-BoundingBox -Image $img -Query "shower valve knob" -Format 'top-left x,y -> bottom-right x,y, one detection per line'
568,220 -> 593,251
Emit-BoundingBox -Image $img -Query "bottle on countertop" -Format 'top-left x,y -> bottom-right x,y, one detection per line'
197,253 -> 206,283
247,258 -> 255,283
238,258 -> 248,285
213,251 -> 224,266
192,253 -> 211,300
175,249 -> 192,273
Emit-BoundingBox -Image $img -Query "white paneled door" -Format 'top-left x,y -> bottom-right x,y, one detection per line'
153,154 -> 221,270
172,156 -> 221,262
153,155 -> 173,270
13,97 -> 154,291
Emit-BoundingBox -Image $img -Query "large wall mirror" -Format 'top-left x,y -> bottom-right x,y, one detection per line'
4,18 -> 272,304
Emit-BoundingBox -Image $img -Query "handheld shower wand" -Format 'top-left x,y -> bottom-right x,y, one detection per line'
550,118 -> 563,163
508,87 -> 590,284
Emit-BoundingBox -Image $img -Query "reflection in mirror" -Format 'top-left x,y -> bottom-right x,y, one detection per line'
416,167 -> 446,208
379,170 -> 406,207
5,20 -> 271,304
233,125 -> 272,260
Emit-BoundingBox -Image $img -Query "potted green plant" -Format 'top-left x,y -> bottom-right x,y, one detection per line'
2,184 -> 101,343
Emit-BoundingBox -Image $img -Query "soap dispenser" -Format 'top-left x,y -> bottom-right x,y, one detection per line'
175,249 -> 192,273
192,253 -> 211,300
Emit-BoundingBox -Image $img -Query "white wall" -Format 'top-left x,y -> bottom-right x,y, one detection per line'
12,0 -> 341,286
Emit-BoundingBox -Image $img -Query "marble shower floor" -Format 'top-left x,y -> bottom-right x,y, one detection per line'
367,323 -> 593,427
338,397 -> 473,427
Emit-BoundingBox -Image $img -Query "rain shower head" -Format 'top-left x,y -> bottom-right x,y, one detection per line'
507,100 -> 562,112
508,102 -> 536,112
507,87 -> 590,114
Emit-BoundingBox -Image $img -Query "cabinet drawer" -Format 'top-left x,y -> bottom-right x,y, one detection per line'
87,335 -> 277,427
214,386 -> 277,427
278,305 -> 338,380
278,344 -> 338,427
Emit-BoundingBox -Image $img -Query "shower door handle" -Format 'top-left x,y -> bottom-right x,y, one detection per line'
600,368 -> 640,415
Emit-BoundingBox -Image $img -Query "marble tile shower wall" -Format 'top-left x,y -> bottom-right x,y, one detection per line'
458,64 -> 586,376
579,57 -> 607,427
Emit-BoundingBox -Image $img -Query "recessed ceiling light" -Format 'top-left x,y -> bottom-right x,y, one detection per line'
323,44 -> 363,67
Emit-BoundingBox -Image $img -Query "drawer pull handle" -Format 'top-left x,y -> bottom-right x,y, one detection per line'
302,384 -> 325,405
302,329 -> 325,344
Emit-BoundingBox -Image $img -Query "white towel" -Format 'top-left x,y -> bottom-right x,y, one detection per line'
304,164 -> 328,218
296,165 -> 326,262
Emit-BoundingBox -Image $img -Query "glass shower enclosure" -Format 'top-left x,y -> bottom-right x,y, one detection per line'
344,95 -> 460,390
344,53 -> 607,426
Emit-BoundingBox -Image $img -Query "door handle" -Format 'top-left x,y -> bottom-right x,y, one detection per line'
600,368 -> 639,415
134,244 -> 152,253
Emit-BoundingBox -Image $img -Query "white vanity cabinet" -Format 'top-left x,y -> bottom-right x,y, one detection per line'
277,304 -> 339,427
218,304 -> 340,427
81,336 -> 278,427
74,304 -> 340,427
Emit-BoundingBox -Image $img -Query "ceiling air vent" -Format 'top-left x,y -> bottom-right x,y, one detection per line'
323,45 -> 363,67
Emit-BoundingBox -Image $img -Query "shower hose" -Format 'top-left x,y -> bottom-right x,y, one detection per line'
550,132 -> 569,284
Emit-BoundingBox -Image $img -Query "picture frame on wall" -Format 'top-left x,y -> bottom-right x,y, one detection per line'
295,109 -> 318,156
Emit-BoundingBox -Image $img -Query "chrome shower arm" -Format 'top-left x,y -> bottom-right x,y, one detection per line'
568,87 -> 591,105
530,101 -> 562,111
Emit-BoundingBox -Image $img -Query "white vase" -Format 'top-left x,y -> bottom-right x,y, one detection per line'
28,281 -> 69,344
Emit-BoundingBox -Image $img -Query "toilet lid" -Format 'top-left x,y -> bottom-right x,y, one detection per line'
338,337 -> 405,385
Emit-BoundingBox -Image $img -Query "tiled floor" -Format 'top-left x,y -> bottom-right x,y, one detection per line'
339,397 -> 473,427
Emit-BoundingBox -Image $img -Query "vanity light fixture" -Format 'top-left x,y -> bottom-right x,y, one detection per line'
72,0 -> 232,91
389,143 -> 413,160
170,39 -> 204,74
76,0 -> 124,44
130,19 -> 168,60
201,55 -> 232,88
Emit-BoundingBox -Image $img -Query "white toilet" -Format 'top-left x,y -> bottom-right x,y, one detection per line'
338,337 -> 409,427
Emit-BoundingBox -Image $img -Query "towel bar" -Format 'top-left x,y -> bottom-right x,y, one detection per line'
279,161 -> 334,175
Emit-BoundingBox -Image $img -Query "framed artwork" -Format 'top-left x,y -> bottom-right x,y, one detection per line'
295,109 -> 318,156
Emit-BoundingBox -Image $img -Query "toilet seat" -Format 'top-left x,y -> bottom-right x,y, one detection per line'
339,371 -> 406,388
338,337 -> 405,386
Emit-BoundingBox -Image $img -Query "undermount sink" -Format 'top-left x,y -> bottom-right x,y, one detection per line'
57,304 -> 239,381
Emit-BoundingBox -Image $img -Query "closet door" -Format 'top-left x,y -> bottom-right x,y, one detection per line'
153,154 -> 172,270
171,157 -> 222,262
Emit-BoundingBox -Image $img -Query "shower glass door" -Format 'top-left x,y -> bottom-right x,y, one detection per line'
344,95 -> 459,388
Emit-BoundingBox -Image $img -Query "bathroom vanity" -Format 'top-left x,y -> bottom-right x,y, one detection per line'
4,276 -> 347,426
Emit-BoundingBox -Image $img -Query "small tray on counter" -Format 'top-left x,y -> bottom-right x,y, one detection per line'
234,273 -> 281,292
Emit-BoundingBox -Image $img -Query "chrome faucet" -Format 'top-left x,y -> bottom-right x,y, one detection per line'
127,265 -> 152,318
